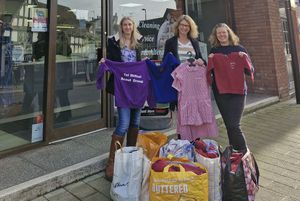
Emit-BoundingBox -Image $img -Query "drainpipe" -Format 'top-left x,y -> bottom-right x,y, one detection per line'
285,0 -> 300,103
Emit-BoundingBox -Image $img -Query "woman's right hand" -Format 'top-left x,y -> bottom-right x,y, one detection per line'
98,58 -> 105,64
208,53 -> 214,58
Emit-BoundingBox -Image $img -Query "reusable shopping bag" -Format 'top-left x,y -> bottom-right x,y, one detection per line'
221,146 -> 259,201
110,144 -> 144,201
140,155 -> 151,201
150,157 -> 209,201
194,139 -> 222,201
137,132 -> 168,160
241,150 -> 260,201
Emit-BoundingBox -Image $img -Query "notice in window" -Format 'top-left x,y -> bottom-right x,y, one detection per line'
32,8 -> 48,32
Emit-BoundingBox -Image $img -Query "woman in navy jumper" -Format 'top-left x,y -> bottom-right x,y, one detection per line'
99,16 -> 142,181
208,23 -> 254,153
163,15 -> 205,139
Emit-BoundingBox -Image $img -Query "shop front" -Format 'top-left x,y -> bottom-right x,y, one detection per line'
0,0 -> 231,156
0,0 -> 297,156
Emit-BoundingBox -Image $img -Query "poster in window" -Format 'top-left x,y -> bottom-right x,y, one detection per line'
138,8 -> 182,60
32,8 -> 48,32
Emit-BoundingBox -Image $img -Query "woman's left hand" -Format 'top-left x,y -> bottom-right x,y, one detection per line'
194,58 -> 205,66
239,52 -> 247,57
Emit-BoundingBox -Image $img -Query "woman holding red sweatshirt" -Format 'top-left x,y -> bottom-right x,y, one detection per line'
207,23 -> 254,153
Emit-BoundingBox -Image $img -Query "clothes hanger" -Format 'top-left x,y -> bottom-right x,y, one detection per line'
186,51 -> 195,66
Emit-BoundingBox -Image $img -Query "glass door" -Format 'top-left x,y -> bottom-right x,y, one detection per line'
50,0 -> 105,140
186,0 -> 227,59
0,0 -> 48,152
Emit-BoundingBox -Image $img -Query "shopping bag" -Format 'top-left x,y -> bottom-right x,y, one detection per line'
110,145 -> 144,201
221,146 -> 247,201
242,150 -> 260,201
221,146 -> 259,201
140,155 -> 151,201
137,132 -> 168,160
150,158 -> 209,201
194,139 -> 222,201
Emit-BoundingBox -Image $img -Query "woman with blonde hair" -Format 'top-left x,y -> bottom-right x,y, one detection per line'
207,23 -> 254,153
163,15 -> 204,64
99,16 -> 143,181
163,15 -> 205,114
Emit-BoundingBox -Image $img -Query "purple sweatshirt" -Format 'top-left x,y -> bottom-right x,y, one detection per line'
96,59 -> 155,108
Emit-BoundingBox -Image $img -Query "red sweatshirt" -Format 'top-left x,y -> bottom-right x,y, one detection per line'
207,52 -> 254,94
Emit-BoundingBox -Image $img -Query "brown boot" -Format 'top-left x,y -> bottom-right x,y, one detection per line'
105,134 -> 124,182
126,127 -> 139,146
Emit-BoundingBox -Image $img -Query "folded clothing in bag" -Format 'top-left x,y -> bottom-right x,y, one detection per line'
193,138 -> 219,158
151,159 -> 206,175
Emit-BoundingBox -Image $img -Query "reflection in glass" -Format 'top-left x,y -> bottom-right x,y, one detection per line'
111,0 -> 179,60
0,0 -> 47,151
54,0 -> 102,128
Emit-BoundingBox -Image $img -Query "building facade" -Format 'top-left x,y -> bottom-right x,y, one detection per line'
0,0 -> 298,157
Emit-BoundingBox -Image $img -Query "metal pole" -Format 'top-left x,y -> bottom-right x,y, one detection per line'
142,8 -> 147,20
285,0 -> 300,104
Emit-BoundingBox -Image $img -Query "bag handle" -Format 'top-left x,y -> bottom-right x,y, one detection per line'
115,141 -> 123,152
163,164 -> 185,172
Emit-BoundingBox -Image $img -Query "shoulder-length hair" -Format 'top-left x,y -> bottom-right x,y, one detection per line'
118,16 -> 141,49
209,23 -> 240,47
173,15 -> 199,39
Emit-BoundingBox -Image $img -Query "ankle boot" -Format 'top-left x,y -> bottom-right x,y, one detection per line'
105,134 -> 124,182
126,127 -> 139,146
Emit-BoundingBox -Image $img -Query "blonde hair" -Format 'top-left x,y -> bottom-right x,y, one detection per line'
118,16 -> 140,49
173,15 -> 199,39
209,23 -> 240,47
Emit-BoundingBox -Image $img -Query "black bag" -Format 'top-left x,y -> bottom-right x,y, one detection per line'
221,146 -> 248,201
106,73 -> 114,95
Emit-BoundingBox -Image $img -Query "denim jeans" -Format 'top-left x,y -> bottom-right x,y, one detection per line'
114,107 -> 141,136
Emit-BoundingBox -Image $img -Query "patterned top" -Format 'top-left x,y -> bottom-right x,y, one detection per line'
177,40 -> 195,63
121,46 -> 137,62
172,62 -> 218,141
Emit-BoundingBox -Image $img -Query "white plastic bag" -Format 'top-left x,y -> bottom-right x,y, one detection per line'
110,146 -> 144,201
140,155 -> 151,201
195,139 -> 222,201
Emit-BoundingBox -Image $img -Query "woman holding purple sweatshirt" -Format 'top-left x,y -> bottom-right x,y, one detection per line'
99,16 -> 143,181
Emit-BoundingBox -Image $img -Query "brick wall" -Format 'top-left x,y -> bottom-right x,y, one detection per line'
233,0 -> 290,98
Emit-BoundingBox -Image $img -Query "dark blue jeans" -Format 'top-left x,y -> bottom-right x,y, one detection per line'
114,107 -> 141,136
213,86 -> 247,151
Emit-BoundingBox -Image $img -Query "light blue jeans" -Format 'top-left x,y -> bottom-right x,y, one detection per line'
114,107 -> 141,136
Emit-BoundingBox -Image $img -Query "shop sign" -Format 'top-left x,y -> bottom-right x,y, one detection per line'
138,8 -> 182,59
32,8 -> 48,32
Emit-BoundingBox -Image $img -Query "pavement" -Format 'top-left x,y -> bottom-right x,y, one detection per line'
2,94 -> 300,201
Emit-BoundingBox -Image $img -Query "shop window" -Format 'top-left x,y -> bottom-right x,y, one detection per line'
281,18 -> 291,55
187,0 -> 227,61
53,0 -> 102,128
110,0 -> 182,60
0,0 -> 48,151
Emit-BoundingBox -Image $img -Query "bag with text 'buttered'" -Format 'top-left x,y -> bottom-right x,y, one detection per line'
149,157 -> 208,201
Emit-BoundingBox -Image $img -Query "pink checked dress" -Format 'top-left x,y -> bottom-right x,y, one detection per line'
172,62 -> 218,141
